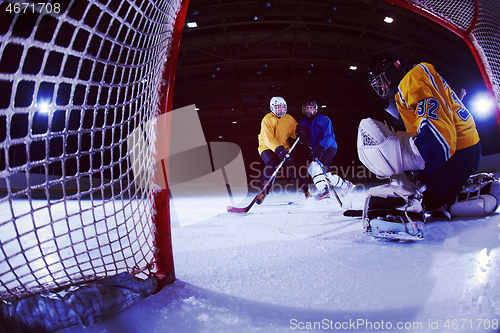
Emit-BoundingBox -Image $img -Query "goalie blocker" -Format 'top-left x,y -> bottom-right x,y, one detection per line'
357,118 -> 425,177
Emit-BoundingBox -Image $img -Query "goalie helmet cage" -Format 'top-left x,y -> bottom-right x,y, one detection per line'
0,0 -> 498,330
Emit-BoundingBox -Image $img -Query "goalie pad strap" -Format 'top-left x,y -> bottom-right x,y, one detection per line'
357,118 -> 425,177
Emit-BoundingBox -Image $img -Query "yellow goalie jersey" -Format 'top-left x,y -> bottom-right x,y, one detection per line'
395,62 -> 480,175
258,112 -> 297,155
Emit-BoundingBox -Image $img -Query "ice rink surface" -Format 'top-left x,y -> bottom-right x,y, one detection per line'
59,177 -> 500,333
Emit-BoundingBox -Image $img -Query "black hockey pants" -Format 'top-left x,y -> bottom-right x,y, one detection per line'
421,141 -> 481,211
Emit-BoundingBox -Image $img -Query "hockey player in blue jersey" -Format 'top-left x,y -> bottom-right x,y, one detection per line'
296,101 -> 354,200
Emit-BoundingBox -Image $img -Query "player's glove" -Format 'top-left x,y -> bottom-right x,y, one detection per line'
275,145 -> 289,161
295,124 -> 309,144
311,145 -> 325,160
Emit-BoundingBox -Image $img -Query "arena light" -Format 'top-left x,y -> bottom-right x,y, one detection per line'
38,101 -> 50,113
384,16 -> 394,23
186,21 -> 197,28
469,92 -> 494,117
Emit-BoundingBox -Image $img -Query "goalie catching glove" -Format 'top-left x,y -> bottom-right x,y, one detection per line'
357,118 -> 425,178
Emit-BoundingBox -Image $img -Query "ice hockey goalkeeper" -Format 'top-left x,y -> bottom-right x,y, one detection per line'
357,54 -> 499,239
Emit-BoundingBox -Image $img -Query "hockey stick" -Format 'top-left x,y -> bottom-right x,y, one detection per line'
227,137 -> 301,214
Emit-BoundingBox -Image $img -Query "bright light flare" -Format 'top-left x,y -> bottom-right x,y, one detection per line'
469,92 -> 494,117
38,101 -> 50,114
470,248 -> 496,286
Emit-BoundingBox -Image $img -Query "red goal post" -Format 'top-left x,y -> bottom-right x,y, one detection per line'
384,0 -> 500,141
0,0 -> 499,331
0,0 -> 189,330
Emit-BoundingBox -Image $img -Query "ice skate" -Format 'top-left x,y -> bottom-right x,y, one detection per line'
315,187 -> 330,200
338,180 -> 355,197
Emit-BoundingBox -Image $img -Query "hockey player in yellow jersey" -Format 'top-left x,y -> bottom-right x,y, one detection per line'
395,61 -> 480,173
256,97 -> 310,204
356,54 -> 499,240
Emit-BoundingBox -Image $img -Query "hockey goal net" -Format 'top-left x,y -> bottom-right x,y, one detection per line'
0,0 -> 185,329
385,0 -> 500,124
0,0 -> 498,331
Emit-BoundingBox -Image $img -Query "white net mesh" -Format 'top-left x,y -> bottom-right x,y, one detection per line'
412,0 -> 476,30
0,0 -> 181,301
408,0 -> 500,110
473,0 -> 500,106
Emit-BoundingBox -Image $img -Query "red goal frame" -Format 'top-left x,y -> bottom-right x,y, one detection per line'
384,0 -> 500,142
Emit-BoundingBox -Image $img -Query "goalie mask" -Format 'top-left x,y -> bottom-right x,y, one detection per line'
302,101 -> 318,119
270,96 -> 287,118
368,54 -> 405,118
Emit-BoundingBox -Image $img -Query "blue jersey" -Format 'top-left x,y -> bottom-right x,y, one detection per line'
298,113 -> 338,150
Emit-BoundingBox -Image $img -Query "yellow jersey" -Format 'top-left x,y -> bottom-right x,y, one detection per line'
395,62 -> 480,174
258,112 -> 297,155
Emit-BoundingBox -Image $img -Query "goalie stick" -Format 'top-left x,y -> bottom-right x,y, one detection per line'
227,137 -> 301,214
343,209 -> 362,217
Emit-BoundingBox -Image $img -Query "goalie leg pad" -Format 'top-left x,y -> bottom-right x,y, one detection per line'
450,173 -> 500,217
449,195 -> 497,217
357,118 -> 425,178
363,183 -> 424,241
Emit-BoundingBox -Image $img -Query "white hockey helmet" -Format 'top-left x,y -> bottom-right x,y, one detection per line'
302,101 -> 318,118
270,96 -> 287,117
